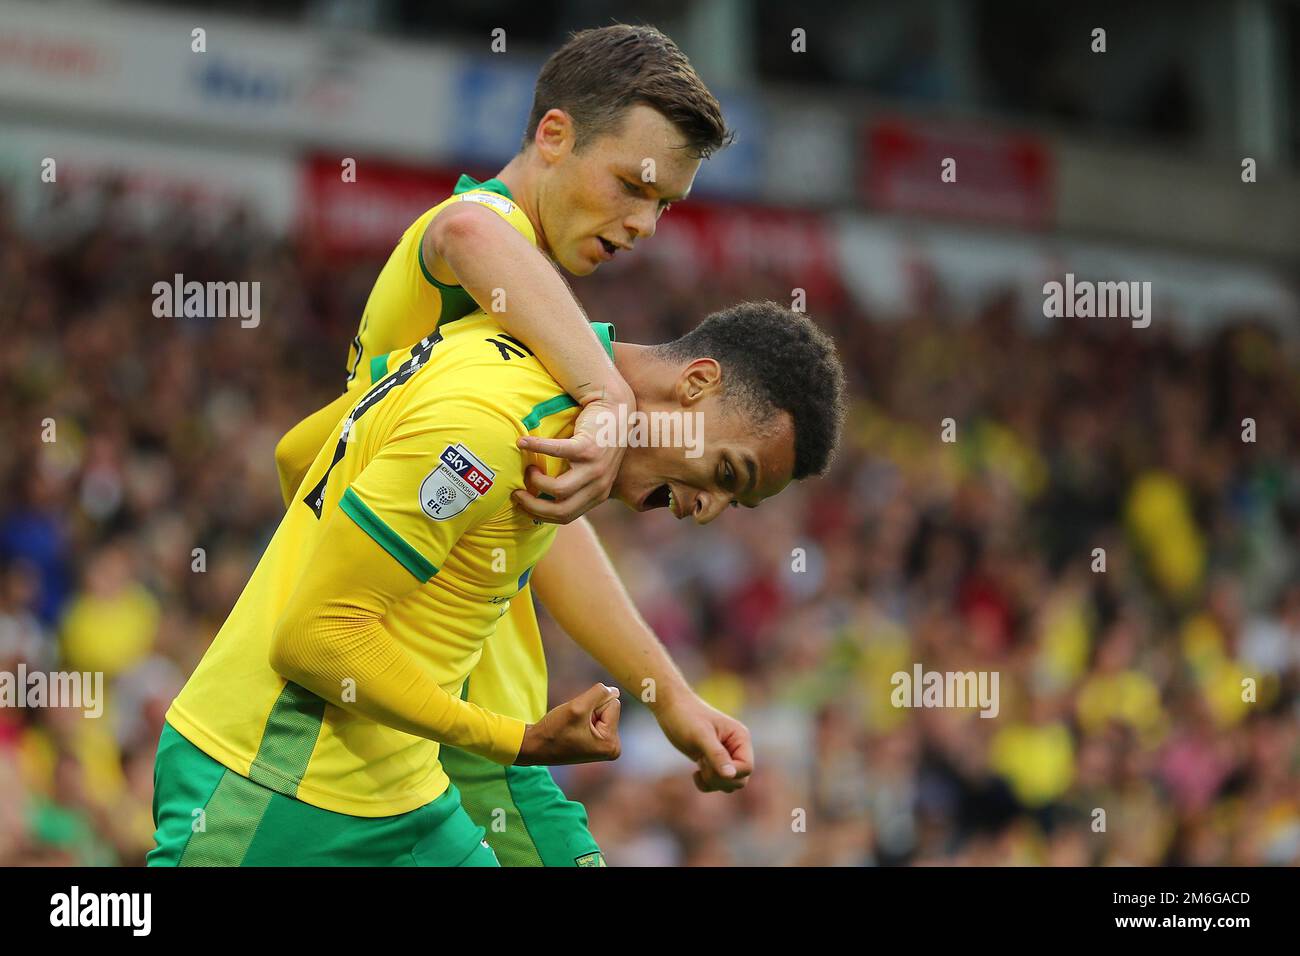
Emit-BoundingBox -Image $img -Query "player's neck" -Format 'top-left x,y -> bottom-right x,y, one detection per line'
495,155 -> 551,258
609,342 -> 668,405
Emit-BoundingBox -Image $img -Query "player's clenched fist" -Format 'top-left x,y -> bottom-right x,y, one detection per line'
516,683 -> 622,765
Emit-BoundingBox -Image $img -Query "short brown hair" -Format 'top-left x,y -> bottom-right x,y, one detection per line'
523,24 -> 733,159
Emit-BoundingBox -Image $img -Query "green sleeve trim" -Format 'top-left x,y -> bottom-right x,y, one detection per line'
416,217 -> 465,293
416,217 -> 484,328
521,394 -> 579,431
368,353 -> 389,384
340,487 -> 438,583
417,218 -> 440,286
591,322 -> 616,361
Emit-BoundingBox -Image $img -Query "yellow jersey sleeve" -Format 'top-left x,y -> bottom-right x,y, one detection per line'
270,505 -> 527,765
443,188 -> 537,248
340,394 -> 522,581
346,182 -> 538,391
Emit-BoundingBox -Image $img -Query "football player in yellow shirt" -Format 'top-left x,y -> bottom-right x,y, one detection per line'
149,301 -> 846,865
272,26 -> 765,865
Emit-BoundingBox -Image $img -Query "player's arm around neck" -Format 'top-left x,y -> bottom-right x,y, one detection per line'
425,203 -> 634,523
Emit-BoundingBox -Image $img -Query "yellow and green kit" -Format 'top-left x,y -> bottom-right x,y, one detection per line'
150,309 -> 613,865
325,173 -> 606,866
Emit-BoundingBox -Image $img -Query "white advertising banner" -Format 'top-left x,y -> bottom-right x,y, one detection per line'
0,0 -> 458,158
835,215 -> 1297,338
0,120 -> 298,232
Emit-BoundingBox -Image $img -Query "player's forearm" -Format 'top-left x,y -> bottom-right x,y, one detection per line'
270,610 -> 525,765
269,510 -> 525,763
432,209 -> 632,408
531,517 -> 691,710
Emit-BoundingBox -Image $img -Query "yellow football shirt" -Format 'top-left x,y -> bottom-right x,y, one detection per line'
167,314 -> 615,817
344,174 -> 537,392
340,173 -> 554,728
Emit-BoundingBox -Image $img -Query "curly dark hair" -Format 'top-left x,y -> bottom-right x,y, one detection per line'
523,24 -> 733,159
657,301 -> 847,479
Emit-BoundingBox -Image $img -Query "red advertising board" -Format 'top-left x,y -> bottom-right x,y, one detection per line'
300,154 -> 843,304
299,155 -> 461,258
864,118 -> 1054,228
644,201 -> 843,303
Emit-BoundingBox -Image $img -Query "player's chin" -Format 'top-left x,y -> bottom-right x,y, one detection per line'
564,248 -> 600,276
610,475 -> 639,511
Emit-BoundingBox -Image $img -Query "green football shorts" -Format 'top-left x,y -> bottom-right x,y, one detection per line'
440,746 -> 605,867
146,722 -> 498,867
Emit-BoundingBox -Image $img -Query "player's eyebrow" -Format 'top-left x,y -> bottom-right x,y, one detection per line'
622,169 -> 687,203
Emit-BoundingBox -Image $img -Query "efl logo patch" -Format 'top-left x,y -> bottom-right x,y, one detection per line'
420,443 -> 495,521
574,851 -> 606,867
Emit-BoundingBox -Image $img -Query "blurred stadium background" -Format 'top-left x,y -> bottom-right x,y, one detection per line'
2,0 -> 1300,866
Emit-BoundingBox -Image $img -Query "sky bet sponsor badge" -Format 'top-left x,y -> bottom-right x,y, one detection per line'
420,444 -> 495,521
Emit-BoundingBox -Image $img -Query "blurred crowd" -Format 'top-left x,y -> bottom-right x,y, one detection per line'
1,178 -> 1298,866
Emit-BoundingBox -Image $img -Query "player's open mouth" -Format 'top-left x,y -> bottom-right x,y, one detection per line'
641,483 -> 673,513
597,237 -> 618,259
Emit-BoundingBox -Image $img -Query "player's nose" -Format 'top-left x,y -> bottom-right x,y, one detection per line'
626,205 -> 657,242
691,492 -> 728,526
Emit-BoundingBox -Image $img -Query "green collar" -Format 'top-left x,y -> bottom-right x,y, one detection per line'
454,173 -> 515,201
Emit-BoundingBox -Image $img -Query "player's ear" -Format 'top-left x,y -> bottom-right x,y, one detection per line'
676,358 -> 723,407
534,109 -> 576,163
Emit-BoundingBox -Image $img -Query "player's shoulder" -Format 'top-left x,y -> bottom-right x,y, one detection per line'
453,188 -> 524,221
402,314 -> 562,421
428,181 -> 536,245
397,315 -> 615,444
393,185 -> 487,243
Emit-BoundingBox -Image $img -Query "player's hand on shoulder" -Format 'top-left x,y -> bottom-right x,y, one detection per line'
513,386 -> 635,523
516,683 -> 622,766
